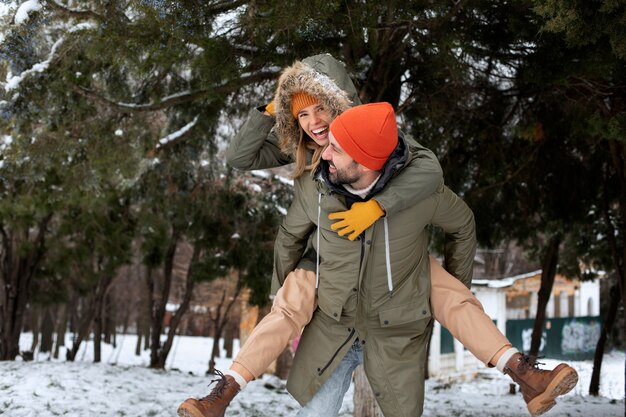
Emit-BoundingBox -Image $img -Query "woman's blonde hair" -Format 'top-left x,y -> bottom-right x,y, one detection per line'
290,126 -> 325,179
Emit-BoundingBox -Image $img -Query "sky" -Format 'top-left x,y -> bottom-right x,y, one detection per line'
0,333 -> 623,417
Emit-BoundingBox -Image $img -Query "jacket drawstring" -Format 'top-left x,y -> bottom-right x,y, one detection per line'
315,192 -> 321,294
384,217 -> 393,297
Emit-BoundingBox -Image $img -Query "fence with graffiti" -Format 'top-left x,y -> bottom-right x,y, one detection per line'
505,316 -> 601,360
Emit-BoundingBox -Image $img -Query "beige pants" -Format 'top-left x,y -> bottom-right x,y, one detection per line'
234,257 -> 511,378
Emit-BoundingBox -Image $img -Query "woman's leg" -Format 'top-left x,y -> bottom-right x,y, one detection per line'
429,257 -> 579,416
232,268 -> 317,380
429,256 -> 512,366
178,268 -> 317,417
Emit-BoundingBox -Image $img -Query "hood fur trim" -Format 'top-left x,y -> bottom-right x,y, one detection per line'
273,61 -> 352,158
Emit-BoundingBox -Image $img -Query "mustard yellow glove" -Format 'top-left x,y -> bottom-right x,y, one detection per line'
264,101 -> 276,116
328,200 -> 385,241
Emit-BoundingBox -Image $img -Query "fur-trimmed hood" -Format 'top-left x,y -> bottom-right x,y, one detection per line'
273,54 -> 359,158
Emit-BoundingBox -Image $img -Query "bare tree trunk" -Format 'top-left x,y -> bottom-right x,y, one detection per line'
94,303 -> 102,363
146,239 -> 199,369
223,321 -> 235,359
135,311 -> 143,356
0,215 -> 51,361
143,323 -> 151,351
146,265 -> 158,361
155,245 -> 199,369
208,291 -> 225,375
530,235 -> 560,357
589,285 -> 620,396
68,273 -> 114,362
135,331 -> 142,356
207,283 -> 243,374
208,334 -> 221,375
40,308 -> 54,353
53,304 -> 68,359
104,292 -> 115,345
67,298 -> 93,361
353,365 -> 383,417
149,236 -> 178,369
93,272 -> 114,363
138,265 -> 151,354
68,292 -> 79,334
29,307 -> 41,354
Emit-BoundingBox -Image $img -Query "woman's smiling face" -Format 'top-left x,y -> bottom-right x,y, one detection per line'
297,103 -> 333,146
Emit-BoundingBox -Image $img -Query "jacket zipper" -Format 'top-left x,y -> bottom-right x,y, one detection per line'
318,328 -> 356,376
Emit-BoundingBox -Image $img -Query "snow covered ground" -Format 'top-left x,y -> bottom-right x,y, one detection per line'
0,333 -> 623,417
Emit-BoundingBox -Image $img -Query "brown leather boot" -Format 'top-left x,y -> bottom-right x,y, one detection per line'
504,353 -> 578,416
177,370 -> 241,417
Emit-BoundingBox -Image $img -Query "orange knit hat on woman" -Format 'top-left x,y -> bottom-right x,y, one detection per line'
291,92 -> 319,118
329,102 -> 398,170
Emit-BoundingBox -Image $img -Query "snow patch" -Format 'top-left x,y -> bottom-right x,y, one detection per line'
3,333 -> 623,417
5,36 -> 64,91
0,2 -> 16,19
157,116 -> 198,147
14,0 -> 41,25
68,22 -> 97,32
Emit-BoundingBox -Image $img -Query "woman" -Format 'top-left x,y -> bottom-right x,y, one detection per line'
177,54 -> 577,417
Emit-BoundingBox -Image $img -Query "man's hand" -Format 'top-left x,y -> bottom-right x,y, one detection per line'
328,200 -> 384,241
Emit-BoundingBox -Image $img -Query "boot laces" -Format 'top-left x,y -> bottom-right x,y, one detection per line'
517,354 -> 546,372
201,369 -> 231,404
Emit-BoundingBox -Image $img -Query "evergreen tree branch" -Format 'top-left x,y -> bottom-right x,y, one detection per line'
74,70 -> 277,112
73,86 -> 212,111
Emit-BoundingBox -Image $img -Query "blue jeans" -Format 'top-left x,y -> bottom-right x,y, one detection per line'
296,340 -> 364,417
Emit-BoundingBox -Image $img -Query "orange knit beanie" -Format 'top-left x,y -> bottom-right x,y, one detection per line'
291,92 -> 319,118
329,102 -> 398,170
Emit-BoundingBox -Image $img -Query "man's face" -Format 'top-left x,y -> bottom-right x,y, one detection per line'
321,131 -> 361,186
297,103 -> 332,146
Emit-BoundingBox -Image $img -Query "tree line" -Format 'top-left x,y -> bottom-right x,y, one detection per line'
0,0 -> 623,398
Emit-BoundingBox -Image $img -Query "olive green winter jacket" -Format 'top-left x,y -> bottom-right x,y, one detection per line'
275,140 -> 477,417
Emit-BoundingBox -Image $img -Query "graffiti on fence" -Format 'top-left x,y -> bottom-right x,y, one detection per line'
507,316 -> 600,360
561,320 -> 600,354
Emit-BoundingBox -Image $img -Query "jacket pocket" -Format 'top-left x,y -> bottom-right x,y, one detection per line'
318,297 -> 343,322
378,300 -> 431,329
